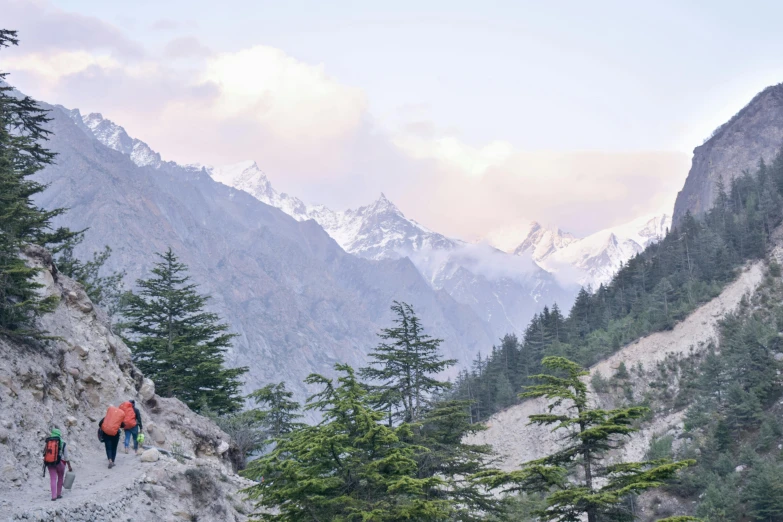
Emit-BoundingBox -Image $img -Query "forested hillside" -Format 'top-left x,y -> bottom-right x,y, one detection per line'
454,152 -> 783,423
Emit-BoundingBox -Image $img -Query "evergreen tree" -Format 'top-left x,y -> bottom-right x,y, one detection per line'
121,248 -> 247,413
56,237 -> 126,316
243,365 -> 453,521
0,30 -> 76,336
360,301 -> 456,424
744,461 -> 783,521
481,357 -> 693,522
416,399 -> 503,521
247,381 -> 304,441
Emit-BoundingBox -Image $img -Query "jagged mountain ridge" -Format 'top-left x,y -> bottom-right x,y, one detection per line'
70,116 -> 574,340
40,103 -> 495,401
673,83 -> 783,225
489,214 -> 671,288
69,111 -> 668,339
206,162 -> 573,339
209,161 -> 461,261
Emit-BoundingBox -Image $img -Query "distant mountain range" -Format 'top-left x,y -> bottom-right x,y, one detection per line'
50,108 -> 670,394
488,214 -> 671,289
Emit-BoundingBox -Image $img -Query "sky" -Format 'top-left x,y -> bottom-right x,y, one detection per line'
3,0 -> 783,239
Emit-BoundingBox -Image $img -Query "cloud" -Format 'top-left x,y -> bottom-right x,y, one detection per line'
398,147 -> 689,239
201,46 -> 366,144
408,242 -> 542,284
1,0 -> 144,58
151,19 -> 179,31
163,37 -> 211,59
4,51 -> 121,84
394,132 -> 514,177
0,1 -> 692,241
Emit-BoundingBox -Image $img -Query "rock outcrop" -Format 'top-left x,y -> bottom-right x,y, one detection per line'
0,248 -> 252,521
673,83 -> 783,226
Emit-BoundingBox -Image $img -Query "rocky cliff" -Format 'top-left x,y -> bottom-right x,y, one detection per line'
0,247 -> 252,521
673,83 -> 783,225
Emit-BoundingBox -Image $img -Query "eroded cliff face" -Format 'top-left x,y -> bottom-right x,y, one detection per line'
673,83 -> 783,226
0,247 -> 253,522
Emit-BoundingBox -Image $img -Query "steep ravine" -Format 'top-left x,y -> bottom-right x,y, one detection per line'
0,247 -> 253,521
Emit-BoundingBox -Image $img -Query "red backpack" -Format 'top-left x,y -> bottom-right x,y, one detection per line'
102,406 -> 124,436
119,401 -> 137,429
43,437 -> 61,465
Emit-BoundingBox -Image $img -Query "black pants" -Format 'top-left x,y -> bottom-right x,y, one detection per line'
103,432 -> 120,461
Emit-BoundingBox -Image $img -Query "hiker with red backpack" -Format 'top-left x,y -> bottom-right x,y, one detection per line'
98,405 -> 125,468
119,400 -> 143,455
42,428 -> 72,501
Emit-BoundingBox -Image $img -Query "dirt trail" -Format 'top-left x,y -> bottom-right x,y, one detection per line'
1,442 -> 153,517
468,261 -> 766,470
0,249 -> 251,522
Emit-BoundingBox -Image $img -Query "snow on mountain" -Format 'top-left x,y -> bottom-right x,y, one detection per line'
209,161 -> 311,219
65,109 -> 164,168
512,223 -> 580,262
73,114 -> 575,337
203,161 -> 568,336
207,161 -> 459,263
490,214 -> 671,288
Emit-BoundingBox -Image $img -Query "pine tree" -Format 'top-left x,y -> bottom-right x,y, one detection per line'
243,364 -> 453,521
744,461 -> 783,521
481,357 -> 694,522
416,399 -> 503,521
360,301 -> 456,424
0,30 -> 76,336
247,382 -> 304,441
121,248 -> 247,414
56,238 -> 126,317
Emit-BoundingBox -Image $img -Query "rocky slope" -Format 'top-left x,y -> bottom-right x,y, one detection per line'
0,246 -> 252,521
466,253 -> 768,519
673,83 -> 783,225
38,101 -> 493,401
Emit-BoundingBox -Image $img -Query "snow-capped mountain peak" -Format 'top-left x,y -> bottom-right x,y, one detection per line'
486,213 -> 671,288
72,111 -> 163,168
361,192 -> 400,216
207,161 -> 310,219
512,223 -> 580,261
209,160 -> 263,185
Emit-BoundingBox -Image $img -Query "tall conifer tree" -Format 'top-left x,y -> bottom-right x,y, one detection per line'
247,382 -> 304,441
0,30 -> 75,336
121,248 -> 247,413
360,301 -> 456,424
481,357 -> 694,522
243,365 -> 453,521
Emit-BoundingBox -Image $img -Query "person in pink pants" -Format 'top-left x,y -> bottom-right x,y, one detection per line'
43,428 -> 71,501
48,460 -> 66,500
